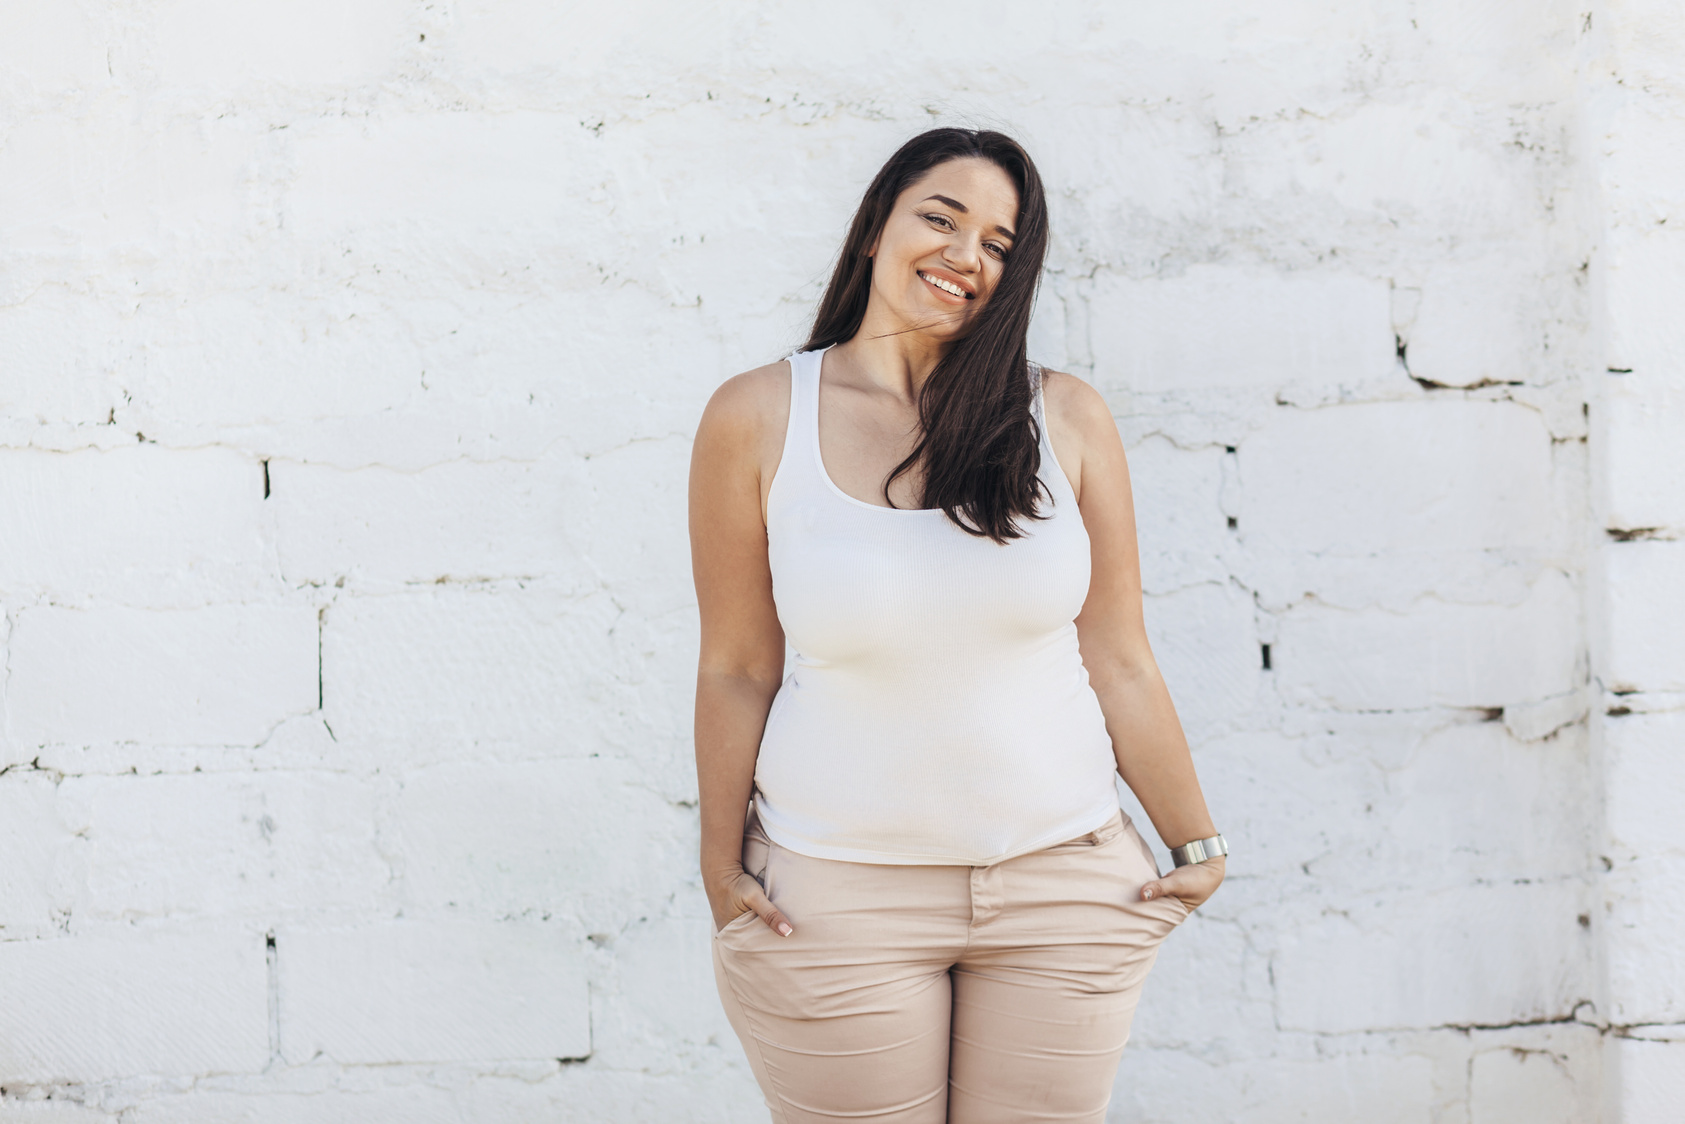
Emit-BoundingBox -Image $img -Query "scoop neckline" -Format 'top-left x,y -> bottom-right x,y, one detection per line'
812,347 -> 948,515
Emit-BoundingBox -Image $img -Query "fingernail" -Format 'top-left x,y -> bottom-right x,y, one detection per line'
1143,888 -> 1154,899
777,923 -> 793,937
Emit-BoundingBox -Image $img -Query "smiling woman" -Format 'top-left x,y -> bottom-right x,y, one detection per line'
688,128 -> 1226,1123
801,133 -> 1049,535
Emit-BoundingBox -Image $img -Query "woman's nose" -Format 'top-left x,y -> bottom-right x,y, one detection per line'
942,236 -> 982,272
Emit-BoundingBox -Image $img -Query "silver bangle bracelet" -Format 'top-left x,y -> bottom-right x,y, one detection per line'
1169,834 -> 1228,868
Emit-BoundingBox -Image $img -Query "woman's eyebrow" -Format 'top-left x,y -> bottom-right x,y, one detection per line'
920,194 -> 1016,241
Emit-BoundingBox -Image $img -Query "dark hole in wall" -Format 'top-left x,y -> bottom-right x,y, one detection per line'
1227,516 -> 1238,530
1260,644 -> 1271,670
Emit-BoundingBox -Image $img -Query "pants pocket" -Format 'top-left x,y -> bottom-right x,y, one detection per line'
1038,808 -> 1125,854
716,907 -> 762,937
713,805 -> 776,941
1120,819 -> 1192,925
742,803 -> 771,890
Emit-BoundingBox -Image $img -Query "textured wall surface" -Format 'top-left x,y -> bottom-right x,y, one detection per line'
1588,3 -> 1685,1121
0,2 -> 1679,1121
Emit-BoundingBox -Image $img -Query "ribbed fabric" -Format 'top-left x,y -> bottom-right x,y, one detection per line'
753,347 -> 1121,866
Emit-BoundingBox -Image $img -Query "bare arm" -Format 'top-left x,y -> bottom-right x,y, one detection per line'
689,364 -> 797,935
1044,371 -> 1225,910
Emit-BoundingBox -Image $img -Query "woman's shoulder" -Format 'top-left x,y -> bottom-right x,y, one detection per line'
1036,368 -> 1115,436
1034,368 -> 1124,501
696,359 -> 794,456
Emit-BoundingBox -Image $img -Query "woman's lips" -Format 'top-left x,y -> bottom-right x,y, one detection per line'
918,270 -> 974,300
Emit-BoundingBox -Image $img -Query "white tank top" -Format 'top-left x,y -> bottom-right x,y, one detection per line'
752,347 -> 1121,865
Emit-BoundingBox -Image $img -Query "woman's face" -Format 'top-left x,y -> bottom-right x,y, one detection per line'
866,156 -> 1020,339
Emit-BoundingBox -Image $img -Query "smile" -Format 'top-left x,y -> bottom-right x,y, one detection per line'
919,271 -> 974,300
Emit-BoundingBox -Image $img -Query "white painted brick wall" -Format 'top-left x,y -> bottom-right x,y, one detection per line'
1591,5 -> 1685,1120
1618,1039 -> 1685,1124
1470,1046 -> 1580,1124
1,1 -> 1679,1120
391,758 -> 695,921
1238,400 -> 1559,563
56,771 -> 390,920
1273,879 -> 1592,1032
0,446 -> 272,607
0,928 -> 269,1083
1604,541 -> 1685,692
1087,267 -> 1398,393
1274,571 -> 1581,712
7,604 -> 319,750
277,920 -> 589,1065
0,771 -> 67,942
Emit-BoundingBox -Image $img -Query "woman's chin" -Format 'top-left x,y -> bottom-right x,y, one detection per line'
901,303 -> 976,339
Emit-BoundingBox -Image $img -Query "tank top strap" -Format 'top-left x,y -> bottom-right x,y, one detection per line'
791,347 -> 822,444
1027,360 -> 1074,508
771,349 -> 826,502
1028,360 -> 1053,457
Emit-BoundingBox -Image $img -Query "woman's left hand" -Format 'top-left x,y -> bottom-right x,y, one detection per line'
1143,855 -> 1224,912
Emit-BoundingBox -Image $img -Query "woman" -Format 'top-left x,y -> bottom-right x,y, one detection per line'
688,128 -> 1226,1123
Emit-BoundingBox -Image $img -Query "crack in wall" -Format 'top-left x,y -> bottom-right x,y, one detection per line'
265,931 -> 281,1066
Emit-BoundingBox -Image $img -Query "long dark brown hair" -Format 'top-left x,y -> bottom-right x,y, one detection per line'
802,128 -> 1051,544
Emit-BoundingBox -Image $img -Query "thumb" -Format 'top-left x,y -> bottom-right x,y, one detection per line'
1142,861 -> 1217,910
742,881 -> 794,937
1142,867 -> 1194,905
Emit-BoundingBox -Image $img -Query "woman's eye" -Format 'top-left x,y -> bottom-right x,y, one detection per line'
986,243 -> 1007,259
924,213 -> 953,229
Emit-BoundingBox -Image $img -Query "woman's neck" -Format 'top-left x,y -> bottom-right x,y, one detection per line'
831,310 -> 952,405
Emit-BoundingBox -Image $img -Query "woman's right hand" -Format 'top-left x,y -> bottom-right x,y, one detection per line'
708,864 -> 794,937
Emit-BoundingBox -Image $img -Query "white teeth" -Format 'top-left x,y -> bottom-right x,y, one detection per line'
922,271 -> 966,298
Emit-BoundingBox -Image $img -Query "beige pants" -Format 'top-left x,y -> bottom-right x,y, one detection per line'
712,805 -> 1190,1123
